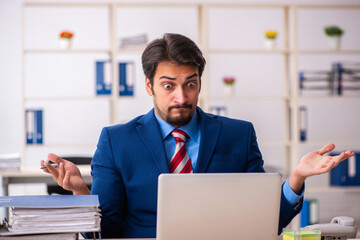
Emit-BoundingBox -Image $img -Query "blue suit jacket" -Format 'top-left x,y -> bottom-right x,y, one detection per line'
90,107 -> 302,238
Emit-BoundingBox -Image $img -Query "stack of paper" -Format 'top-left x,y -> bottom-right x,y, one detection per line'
0,195 -> 101,238
118,33 -> 148,48
0,233 -> 78,240
0,154 -> 20,171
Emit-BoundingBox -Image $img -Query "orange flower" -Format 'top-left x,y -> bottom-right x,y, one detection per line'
60,31 -> 74,39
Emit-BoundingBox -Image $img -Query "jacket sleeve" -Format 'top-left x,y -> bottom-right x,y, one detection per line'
246,122 -> 265,173
278,183 -> 304,234
90,127 -> 126,238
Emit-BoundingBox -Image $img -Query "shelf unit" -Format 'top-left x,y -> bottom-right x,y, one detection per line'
290,4 -> 360,225
21,0 -> 360,177
21,2 -> 203,167
201,4 -> 293,176
21,1 -> 360,225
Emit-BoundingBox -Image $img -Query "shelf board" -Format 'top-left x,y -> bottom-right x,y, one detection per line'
207,49 -> 360,55
258,141 -> 291,147
114,96 -> 151,101
25,143 -> 95,148
298,141 -> 360,147
116,46 -> 147,54
297,49 -> 360,54
298,95 -> 360,100
306,186 -> 360,193
209,95 -> 290,101
24,49 -> 111,54
25,96 -> 154,101
209,49 -> 290,54
25,96 -> 111,101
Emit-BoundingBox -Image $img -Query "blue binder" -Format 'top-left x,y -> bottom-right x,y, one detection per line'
36,110 -> 43,144
330,152 -> 360,186
26,110 -> 34,144
119,62 -> 134,96
95,60 -> 112,95
300,199 -> 319,227
299,106 -> 307,142
0,195 -> 99,208
25,109 -> 43,145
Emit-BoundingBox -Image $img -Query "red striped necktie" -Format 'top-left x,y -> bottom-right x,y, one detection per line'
169,129 -> 193,174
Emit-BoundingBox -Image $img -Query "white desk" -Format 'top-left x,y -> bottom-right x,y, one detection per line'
0,166 -> 92,196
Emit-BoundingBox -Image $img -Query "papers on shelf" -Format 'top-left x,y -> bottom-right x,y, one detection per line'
0,195 -> 101,237
118,33 -> 148,48
0,232 -> 78,240
0,154 -> 20,172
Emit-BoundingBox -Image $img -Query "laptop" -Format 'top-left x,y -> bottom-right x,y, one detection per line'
156,173 -> 282,240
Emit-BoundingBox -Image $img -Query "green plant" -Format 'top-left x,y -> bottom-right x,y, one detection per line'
324,26 -> 344,36
265,30 -> 277,39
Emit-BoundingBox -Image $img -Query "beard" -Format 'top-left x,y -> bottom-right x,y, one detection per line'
155,102 -> 195,127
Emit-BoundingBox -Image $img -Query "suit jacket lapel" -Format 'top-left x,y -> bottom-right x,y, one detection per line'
136,109 -> 170,173
195,108 -> 221,173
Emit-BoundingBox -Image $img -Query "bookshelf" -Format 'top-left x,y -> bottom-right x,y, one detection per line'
290,4 -> 360,226
21,1 -> 360,226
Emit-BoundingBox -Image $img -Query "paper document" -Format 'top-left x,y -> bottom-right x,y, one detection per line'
0,195 -> 101,236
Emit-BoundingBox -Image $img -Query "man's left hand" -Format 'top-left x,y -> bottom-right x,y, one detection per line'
289,143 -> 354,194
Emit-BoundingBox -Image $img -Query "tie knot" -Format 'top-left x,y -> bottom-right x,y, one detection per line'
171,129 -> 187,143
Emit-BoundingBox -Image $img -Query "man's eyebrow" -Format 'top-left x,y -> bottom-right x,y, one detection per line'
186,73 -> 198,80
159,76 -> 176,80
159,73 -> 198,80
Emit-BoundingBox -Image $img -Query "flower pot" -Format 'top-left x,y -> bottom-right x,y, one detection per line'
264,38 -> 276,50
223,84 -> 234,97
327,36 -> 341,50
59,38 -> 72,49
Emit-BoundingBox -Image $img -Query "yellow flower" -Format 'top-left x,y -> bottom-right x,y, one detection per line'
265,31 -> 277,39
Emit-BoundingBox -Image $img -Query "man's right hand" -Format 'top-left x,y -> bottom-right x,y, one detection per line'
41,153 -> 91,195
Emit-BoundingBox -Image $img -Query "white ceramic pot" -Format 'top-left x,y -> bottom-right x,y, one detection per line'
59,38 -> 72,49
327,36 -> 341,50
264,38 -> 276,50
223,84 -> 234,97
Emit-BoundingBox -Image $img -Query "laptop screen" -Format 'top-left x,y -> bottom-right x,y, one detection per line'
157,173 -> 282,240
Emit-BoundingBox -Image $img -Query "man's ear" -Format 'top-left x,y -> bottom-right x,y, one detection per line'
145,77 -> 153,96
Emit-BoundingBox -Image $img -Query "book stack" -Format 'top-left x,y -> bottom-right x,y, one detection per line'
337,62 -> 360,95
0,154 -> 20,172
299,70 -> 333,95
118,33 -> 148,48
300,61 -> 360,96
0,195 -> 101,239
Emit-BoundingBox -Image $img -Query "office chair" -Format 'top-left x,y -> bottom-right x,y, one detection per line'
47,156 -> 92,195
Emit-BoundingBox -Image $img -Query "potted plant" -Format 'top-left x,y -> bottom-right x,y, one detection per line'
59,31 -> 74,49
324,26 -> 344,50
223,76 -> 235,96
264,30 -> 277,50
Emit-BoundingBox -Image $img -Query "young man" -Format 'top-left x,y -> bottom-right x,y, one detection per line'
41,33 -> 354,238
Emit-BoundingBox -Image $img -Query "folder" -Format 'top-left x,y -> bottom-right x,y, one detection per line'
25,109 -> 43,145
300,199 -> 319,227
95,60 -> 112,95
119,62 -> 135,96
330,152 -> 360,186
300,106 -> 307,142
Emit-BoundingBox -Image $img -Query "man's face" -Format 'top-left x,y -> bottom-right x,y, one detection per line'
145,61 -> 200,128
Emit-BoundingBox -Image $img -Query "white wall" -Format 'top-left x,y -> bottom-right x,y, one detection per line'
0,0 -> 22,155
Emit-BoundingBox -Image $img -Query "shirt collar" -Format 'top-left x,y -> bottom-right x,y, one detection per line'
154,109 -> 198,141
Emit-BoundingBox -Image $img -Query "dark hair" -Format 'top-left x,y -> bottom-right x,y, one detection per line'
141,33 -> 206,86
